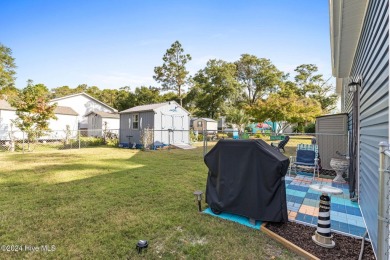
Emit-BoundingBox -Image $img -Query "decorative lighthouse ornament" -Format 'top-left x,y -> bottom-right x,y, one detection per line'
309,184 -> 343,248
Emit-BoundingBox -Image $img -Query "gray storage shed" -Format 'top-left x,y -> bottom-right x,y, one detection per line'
119,101 -> 190,148
315,113 -> 348,170
86,111 -> 120,137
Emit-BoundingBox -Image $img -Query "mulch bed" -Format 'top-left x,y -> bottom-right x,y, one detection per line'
266,222 -> 375,260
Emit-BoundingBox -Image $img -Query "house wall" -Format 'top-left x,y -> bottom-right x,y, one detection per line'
102,118 -> 119,130
193,119 -> 205,131
46,114 -> 79,139
87,115 -> 119,137
87,114 -> 102,136
346,0 -> 389,252
206,121 -> 218,132
51,95 -> 115,129
193,119 -> 218,132
0,110 -> 20,140
119,111 -> 155,145
49,114 -> 78,131
0,109 -> 78,140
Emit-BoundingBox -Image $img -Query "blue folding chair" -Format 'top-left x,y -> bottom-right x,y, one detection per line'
289,146 -> 319,180
297,144 -> 318,157
232,131 -> 239,140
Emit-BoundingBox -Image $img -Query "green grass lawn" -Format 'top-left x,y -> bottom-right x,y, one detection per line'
0,146 -> 301,259
204,135 -> 313,158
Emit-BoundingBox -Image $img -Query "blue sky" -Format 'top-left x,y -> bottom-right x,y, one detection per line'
1,0 -> 332,90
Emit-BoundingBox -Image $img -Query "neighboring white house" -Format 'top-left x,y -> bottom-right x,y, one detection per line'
0,99 -> 17,140
86,111 -> 120,137
192,118 -> 218,133
47,106 -> 79,139
50,93 -> 118,130
119,101 -> 190,148
0,99 -> 78,140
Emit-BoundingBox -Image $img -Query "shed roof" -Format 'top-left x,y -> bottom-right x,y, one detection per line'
0,100 -> 16,111
195,118 -> 217,122
50,92 -> 118,112
316,112 -> 348,119
85,111 -> 119,119
55,106 -> 78,116
120,101 -> 190,114
120,102 -> 167,113
0,99 -> 78,116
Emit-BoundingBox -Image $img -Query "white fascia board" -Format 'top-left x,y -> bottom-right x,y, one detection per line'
329,0 -> 369,78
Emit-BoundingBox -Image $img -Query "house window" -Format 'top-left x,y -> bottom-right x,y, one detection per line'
132,114 -> 139,129
197,121 -> 203,128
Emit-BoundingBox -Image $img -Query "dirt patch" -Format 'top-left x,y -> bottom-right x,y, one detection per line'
266,222 -> 375,260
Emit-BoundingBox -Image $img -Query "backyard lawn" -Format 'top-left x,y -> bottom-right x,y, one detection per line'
0,143 -> 303,259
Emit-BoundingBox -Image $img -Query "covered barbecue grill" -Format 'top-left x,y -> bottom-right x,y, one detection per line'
205,139 -> 289,222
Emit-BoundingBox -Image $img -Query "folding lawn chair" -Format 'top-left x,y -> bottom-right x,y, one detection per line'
289,144 -> 320,180
271,136 -> 290,153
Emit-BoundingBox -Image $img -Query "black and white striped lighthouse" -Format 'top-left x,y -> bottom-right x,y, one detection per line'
317,194 -> 331,237
309,184 -> 343,248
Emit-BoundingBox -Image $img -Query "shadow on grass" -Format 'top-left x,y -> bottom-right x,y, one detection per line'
0,147 -> 297,259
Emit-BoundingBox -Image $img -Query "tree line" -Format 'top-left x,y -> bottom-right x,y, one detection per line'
0,41 -> 338,133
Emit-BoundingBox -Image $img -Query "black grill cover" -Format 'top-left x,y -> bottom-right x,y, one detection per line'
205,139 -> 289,222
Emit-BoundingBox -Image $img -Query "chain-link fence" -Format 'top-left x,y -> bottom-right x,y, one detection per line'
0,129 -> 119,153
200,131 -> 350,176
118,129 -> 191,150
201,130 -> 347,153
378,142 -> 390,260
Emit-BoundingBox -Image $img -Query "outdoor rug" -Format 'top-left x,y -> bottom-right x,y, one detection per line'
203,208 -> 262,230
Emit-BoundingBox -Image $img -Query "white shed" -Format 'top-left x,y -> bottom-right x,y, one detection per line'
86,111 -> 120,137
119,101 -> 190,148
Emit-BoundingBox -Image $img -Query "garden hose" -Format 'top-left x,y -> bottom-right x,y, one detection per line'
358,231 -> 368,260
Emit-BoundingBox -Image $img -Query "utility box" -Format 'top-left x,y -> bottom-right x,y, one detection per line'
315,113 -> 348,170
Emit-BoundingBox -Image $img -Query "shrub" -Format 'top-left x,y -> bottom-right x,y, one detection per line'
292,125 -> 304,133
106,138 -> 119,147
75,137 -> 105,147
254,133 -> 264,139
217,133 -> 228,139
190,130 -> 197,142
263,130 -> 271,136
140,127 -> 153,150
304,123 -> 316,133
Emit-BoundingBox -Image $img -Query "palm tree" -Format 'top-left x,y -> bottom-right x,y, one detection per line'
226,108 -> 252,137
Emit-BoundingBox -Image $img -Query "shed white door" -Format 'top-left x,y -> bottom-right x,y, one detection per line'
161,114 -> 185,144
172,115 -> 184,144
161,114 -> 172,145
